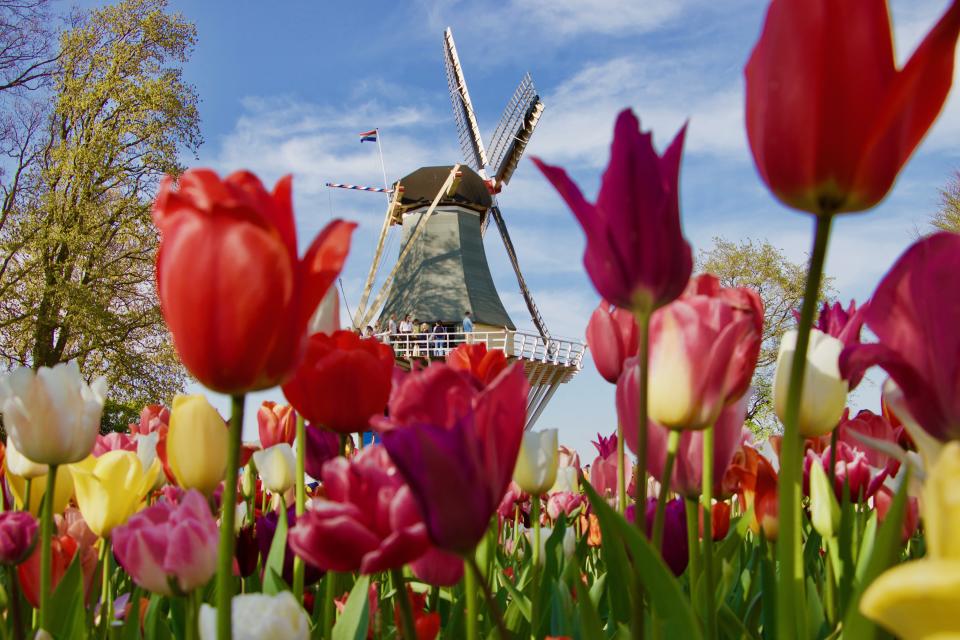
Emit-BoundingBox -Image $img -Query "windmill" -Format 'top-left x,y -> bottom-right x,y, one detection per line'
349,28 -> 584,429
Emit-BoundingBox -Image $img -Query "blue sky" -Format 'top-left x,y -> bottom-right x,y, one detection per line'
148,0 -> 960,458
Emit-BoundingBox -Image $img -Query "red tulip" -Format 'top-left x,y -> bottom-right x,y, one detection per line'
644,274 -> 763,431
746,0 -> 960,214
287,446 -> 429,574
18,533 -> 97,607
532,110 -> 692,313
409,548 -> 464,587
699,502 -> 732,542
282,330 -> 394,434
875,484 -> 920,543
726,445 -> 779,540
445,343 -> 507,386
379,363 -> 529,554
840,232 -> 960,441
585,300 -> 638,383
152,169 -> 355,393
257,401 -> 297,448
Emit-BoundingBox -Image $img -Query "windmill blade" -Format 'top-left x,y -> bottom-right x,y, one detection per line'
487,73 -> 545,187
489,204 -> 550,341
443,27 -> 488,175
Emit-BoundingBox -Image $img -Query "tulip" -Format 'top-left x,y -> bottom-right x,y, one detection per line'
304,426 -> 339,480
527,526 -> 576,565
549,466 -> 579,495
17,532 -> 97,608
773,329 -> 848,437
698,502 -> 731,542
56,507 -> 98,550
626,498 -> 687,576
92,432 -> 138,457
836,409 -> 899,474
129,404 -> 170,436
645,275 -> 762,431
166,394 -> 228,495
745,0 -> 960,215
861,441 -> 960,639
69,450 -> 160,538
4,438 -> 48,479
0,361 -> 107,465
557,445 -> 581,472
446,343 -> 508,386
252,444 -> 296,495
589,432 -> 633,502
496,481 -> 528,520
282,330 -> 393,434
112,489 -> 218,596
199,592 -> 310,640
874,485 -> 920,544
546,492 -> 585,522
585,301 -> 638,383
379,363 -> 529,554
0,511 -> 38,565
620,364 -> 748,497
533,109 -> 692,313
803,443 -> 877,504
257,401 -> 297,449
129,404 -> 176,484
287,446 -> 429,573
235,524 -> 259,579
842,232 -> 960,442
808,459 -> 840,539
255,505 -> 323,586
153,169 -> 355,394
410,547 -> 465,587
307,286 -> 340,337
726,445 -> 779,540
6,464 -> 75,516
513,428 -> 559,495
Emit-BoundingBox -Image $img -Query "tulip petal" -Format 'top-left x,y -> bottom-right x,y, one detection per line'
860,559 -> 960,640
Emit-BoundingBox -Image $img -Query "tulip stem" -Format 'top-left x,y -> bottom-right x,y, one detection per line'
684,497 -> 701,612
652,430 -> 681,551
530,494 -> 541,639
38,463 -> 57,633
6,564 -> 23,640
633,309 -> 651,531
99,538 -> 113,638
390,568 -> 417,640
616,422 -> 627,515
185,590 -> 200,640
700,425 -> 716,640
216,393 -> 245,640
828,428 -> 838,486
293,414 -> 306,603
464,556 -> 478,640
23,479 -> 31,513
467,555 -> 508,640
323,572 -> 337,638
777,213 -> 833,640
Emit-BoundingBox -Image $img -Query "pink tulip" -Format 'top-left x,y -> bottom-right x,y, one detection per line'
112,489 -> 219,596
841,232 -> 960,441
875,485 -> 920,543
637,274 -> 762,431
589,432 -> 633,502
546,492 -> 585,522
586,301 -> 638,383
287,446 -> 430,573
92,432 -> 138,457
557,445 -> 581,472
497,481 -> 528,520
257,401 -> 297,449
803,442 -> 879,504
836,409 -> 899,474
0,512 -> 38,565
128,404 -> 170,436
533,109 -> 692,314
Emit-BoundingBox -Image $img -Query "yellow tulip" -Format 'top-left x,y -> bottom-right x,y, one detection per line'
167,394 -> 228,495
69,450 -> 159,538
7,466 -> 75,515
861,442 -> 960,639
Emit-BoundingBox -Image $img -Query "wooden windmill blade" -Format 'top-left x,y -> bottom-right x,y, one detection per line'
443,28 -> 488,175
487,73 -> 545,187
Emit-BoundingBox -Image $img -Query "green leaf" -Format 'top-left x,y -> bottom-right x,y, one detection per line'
332,575 -> 370,640
583,482 -> 702,639
143,595 -> 171,640
575,578 -> 605,640
47,553 -> 86,639
581,489 -> 632,626
122,589 -> 143,640
263,510 -> 289,596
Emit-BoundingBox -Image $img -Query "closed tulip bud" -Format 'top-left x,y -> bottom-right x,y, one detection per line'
585,301 -> 638,384
513,429 -> 559,495
70,451 -> 160,538
0,512 -> 38,565
809,459 -> 840,539
4,438 -> 47,480
167,394 -> 228,496
0,362 -> 107,466
257,401 -> 296,449
252,444 -> 296,495
199,592 -> 310,640
773,329 -> 848,437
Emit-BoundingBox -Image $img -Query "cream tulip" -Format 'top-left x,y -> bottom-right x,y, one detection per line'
167,394 -> 228,496
0,362 -> 107,465
7,465 -> 75,516
4,438 -> 48,479
199,592 -> 310,640
252,444 -> 296,495
772,329 -> 848,437
513,428 -> 559,495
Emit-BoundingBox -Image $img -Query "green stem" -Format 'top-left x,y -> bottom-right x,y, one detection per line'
23,479 -> 31,513
776,213 -> 833,640
323,572 -> 337,638
617,421 -> 627,514
293,414 -> 306,603
100,538 -> 113,638
685,498 -> 701,613
38,464 -> 57,633
391,568 -> 417,640
652,430 -> 681,551
530,495 -> 542,638
828,427 -> 838,486
468,555 -> 508,640
464,556 -> 478,640
634,310 -> 651,531
701,426 -> 716,640
216,393 -> 245,640
184,590 -> 199,640
6,564 -> 23,640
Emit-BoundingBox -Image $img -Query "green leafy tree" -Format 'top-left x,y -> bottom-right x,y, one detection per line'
931,171 -> 960,233
698,237 -> 834,437
0,0 -> 201,431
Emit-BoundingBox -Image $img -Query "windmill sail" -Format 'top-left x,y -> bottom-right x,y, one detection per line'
488,204 -> 550,340
487,73 -> 545,187
443,28 -> 487,174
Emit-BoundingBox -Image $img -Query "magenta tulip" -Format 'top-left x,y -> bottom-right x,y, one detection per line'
304,424 -> 339,480
409,548 -> 465,587
836,409 -> 899,474
840,232 -> 960,441
586,300 -> 639,383
112,489 -> 219,596
255,505 -> 322,585
803,442 -> 879,503
0,511 -> 38,565
379,363 -> 529,554
589,432 -> 633,502
532,109 -> 692,313
287,446 -> 429,573
626,498 -> 688,576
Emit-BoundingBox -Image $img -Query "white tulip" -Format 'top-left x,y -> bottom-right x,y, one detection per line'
0,362 -> 107,465
550,466 -> 579,494
199,592 -> 309,640
513,428 -> 559,495
4,437 -> 48,479
253,444 -> 297,495
772,329 -> 848,437
307,287 -> 340,336
527,526 -> 576,564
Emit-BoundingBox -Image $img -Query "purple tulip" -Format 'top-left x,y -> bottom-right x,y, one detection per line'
410,547 -> 464,586
0,511 -> 38,565
626,497 -> 688,576
533,109 -> 692,314
304,424 -> 339,480
255,505 -> 322,585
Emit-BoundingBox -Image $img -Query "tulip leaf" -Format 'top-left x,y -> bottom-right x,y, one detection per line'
122,589 -> 142,640
47,552 -> 86,639
575,578 -> 605,640
581,485 -> 632,626
143,594 -> 171,640
583,482 -> 702,639
498,569 -> 531,622
841,471 -> 910,639
332,574 -> 370,640
263,509 -> 289,596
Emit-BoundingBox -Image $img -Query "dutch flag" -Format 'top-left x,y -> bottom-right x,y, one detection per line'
359,129 -> 377,143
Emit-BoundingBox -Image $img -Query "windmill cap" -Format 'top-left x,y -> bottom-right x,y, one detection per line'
396,165 -> 492,212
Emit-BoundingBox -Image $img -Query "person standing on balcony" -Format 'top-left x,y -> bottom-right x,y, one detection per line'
462,310 -> 474,345
399,314 -> 413,355
430,321 -> 444,356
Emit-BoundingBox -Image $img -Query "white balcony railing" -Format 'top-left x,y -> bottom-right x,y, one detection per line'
377,329 -> 586,369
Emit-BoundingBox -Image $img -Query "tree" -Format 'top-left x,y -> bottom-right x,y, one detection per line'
931,171 -> 960,233
698,237 -> 834,436
0,0 -> 201,430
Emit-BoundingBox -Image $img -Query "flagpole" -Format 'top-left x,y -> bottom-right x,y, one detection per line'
374,128 -> 389,199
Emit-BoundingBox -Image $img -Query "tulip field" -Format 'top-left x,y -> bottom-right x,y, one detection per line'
2,0 -> 960,639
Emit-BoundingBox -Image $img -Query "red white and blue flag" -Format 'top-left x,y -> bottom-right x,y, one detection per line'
359,129 -> 377,143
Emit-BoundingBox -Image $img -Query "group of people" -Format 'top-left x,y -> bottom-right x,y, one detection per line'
361,311 -> 474,357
